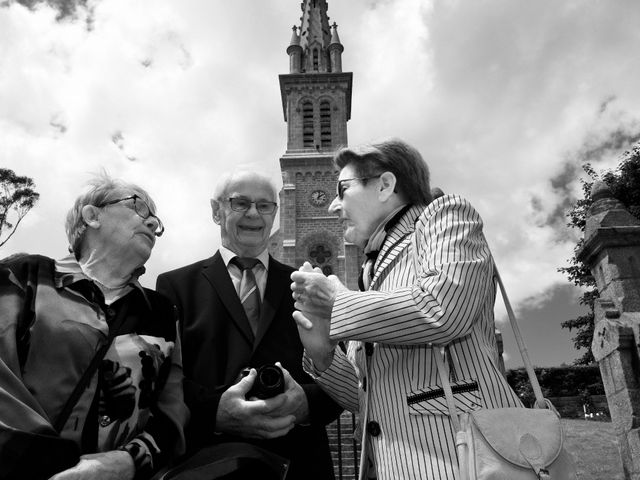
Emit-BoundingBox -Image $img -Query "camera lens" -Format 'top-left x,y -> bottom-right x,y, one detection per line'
247,364 -> 285,399
258,366 -> 283,389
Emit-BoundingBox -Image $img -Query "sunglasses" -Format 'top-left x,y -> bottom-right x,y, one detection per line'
336,175 -> 381,200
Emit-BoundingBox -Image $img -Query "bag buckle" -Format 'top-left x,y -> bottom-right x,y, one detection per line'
519,433 -> 551,479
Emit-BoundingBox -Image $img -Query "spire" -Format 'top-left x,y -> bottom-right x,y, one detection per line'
328,21 -> 343,72
298,0 -> 332,72
299,0 -> 331,50
330,22 -> 342,46
287,25 -> 302,73
289,25 -> 300,47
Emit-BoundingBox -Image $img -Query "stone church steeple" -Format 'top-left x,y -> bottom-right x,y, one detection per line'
279,0 -> 351,153
270,0 -> 361,290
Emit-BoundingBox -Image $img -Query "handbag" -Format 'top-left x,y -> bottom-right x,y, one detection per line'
433,264 -> 578,480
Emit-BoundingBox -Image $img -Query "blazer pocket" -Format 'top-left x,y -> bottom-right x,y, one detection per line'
406,379 -> 482,416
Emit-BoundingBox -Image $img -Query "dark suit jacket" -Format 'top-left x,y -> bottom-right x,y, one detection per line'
156,252 -> 340,480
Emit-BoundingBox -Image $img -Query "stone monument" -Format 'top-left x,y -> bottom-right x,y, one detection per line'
577,181 -> 640,480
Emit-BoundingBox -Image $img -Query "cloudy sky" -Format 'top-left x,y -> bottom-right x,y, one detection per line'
2,0 -> 639,368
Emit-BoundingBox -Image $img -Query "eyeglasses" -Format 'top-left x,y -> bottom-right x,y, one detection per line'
98,194 -> 165,237
336,175 -> 381,200
225,197 -> 278,215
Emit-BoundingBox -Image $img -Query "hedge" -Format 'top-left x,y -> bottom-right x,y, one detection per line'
506,365 -> 604,406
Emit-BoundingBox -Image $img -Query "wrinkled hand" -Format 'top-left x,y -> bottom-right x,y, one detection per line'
290,262 -> 343,371
293,310 -> 336,372
290,262 -> 347,321
216,368 -> 296,439
48,451 -> 134,480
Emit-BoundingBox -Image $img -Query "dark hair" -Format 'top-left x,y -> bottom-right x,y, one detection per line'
333,138 -> 432,206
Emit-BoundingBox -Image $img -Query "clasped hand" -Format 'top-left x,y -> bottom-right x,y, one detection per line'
290,262 -> 345,371
215,363 -> 309,439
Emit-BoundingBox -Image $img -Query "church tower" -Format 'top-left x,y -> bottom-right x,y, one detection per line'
270,0 -> 361,290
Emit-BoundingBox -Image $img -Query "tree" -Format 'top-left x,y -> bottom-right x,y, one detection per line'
560,144 -> 640,364
0,169 -> 40,248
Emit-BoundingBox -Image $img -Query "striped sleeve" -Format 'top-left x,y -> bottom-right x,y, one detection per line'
302,346 -> 361,413
330,195 -> 494,345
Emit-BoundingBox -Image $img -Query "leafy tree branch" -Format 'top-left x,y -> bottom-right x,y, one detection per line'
0,168 -> 40,248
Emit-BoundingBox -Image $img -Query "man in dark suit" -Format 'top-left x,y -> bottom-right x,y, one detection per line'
156,171 -> 340,480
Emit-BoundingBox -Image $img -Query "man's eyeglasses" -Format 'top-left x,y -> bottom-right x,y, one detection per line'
336,175 -> 381,200
225,197 -> 278,215
98,194 -> 165,237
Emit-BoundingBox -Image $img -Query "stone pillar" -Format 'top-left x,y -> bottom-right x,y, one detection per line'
577,181 -> 640,480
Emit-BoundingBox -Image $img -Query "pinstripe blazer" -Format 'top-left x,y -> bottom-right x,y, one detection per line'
306,194 -> 522,480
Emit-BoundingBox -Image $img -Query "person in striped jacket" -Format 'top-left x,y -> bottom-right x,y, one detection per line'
291,138 -> 522,480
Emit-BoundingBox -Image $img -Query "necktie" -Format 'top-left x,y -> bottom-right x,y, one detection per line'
231,257 -> 261,335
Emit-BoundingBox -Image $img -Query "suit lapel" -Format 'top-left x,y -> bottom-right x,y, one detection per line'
202,252 -> 255,345
370,205 -> 423,290
253,256 -> 288,348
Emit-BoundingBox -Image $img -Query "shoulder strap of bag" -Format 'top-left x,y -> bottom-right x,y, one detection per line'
433,348 -> 463,480
435,260 -> 549,432
409,202 -> 546,411
433,346 -> 461,432
53,301 -> 131,433
493,262 -> 546,409
357,343 -> 373,480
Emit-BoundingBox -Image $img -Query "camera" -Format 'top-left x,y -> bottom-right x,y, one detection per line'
241,364 -> 285,399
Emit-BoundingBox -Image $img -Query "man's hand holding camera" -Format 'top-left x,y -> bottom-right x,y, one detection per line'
216,363 -> 309,439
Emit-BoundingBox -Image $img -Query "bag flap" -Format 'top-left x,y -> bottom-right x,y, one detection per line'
470,408 -> 563,468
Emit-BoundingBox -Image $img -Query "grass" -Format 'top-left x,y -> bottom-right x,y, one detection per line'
562,418 -> 624,479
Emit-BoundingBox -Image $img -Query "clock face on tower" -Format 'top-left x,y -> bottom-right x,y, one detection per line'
309,189 -> 329,207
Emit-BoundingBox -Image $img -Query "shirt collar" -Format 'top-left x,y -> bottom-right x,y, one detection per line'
219,245 -> 269,270
54,253 -> 145,294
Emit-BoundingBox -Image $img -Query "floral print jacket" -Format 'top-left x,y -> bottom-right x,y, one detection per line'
0,254 -> 188,479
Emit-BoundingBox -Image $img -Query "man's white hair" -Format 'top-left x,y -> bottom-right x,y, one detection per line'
213,171 -> 278,201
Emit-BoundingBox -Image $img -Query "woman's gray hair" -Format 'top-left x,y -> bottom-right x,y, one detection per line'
333,138 -> 433,206
65,172 -> 157,258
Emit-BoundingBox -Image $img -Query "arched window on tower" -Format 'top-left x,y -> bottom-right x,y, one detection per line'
313,49 -> 319,71
320,101 -> 331,149
302,101 -> 314,148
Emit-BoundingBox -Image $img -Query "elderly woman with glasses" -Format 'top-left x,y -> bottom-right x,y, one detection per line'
0,173 -> 188,480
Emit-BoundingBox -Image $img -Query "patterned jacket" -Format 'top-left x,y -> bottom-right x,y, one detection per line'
0,254 -> 188,479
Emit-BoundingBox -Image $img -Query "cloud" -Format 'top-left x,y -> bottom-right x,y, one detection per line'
1,0 -> 640,351
402,0 -> 640,308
